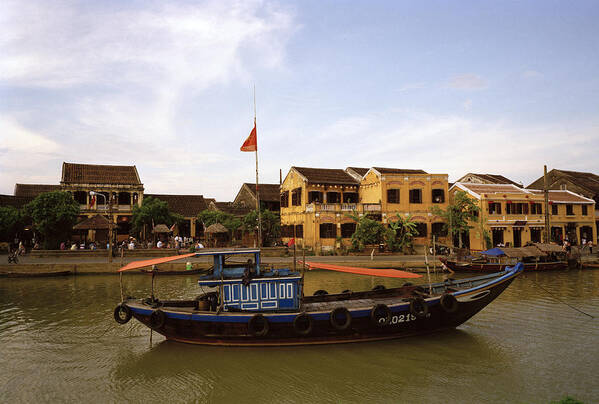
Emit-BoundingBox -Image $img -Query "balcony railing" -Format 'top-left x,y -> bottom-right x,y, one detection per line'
341,203 -> 357,211
363,203 -> 382,212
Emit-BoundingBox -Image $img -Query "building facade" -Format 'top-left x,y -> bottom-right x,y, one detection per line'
280,166 -> 450,252
451,182 -> 596,251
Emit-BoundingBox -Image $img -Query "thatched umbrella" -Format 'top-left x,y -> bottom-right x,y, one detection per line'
205,223 -> 229,247
152,224 -> 172,234
73,214 -> 116,245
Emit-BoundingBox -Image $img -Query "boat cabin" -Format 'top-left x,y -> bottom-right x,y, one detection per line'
197,249 -> 302,312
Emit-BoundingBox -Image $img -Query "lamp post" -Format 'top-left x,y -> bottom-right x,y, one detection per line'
90,191 -> 113,263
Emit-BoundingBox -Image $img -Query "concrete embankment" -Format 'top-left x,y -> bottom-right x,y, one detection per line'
0,252 -> 435,277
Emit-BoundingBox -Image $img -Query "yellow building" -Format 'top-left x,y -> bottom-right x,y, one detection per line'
359,168 -> 450,245
280,167 -> 360,252
451,182 -> 596,250
280,166 -> 450,252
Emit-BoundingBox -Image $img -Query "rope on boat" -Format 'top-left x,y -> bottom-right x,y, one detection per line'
532,279 -> 595,319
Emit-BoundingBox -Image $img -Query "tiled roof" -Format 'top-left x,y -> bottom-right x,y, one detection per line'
242,183 -> 280,202
528,190 -> 594,204
61,162 -> 141,185
527,169 -> 599,195
73,214 -> 114,230
459,173 -> 521,186
293,167 -> 359,185
213,201 -> 252,216
553,169 -> 599,193
14,184 -> 61,197
345,167 -> 370,178
455,183 -> 530,196
0,194 -> 33,209
146,194 -> 207,217
373,167 -> 427,175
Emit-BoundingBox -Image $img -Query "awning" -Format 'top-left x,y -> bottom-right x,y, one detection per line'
299,261 -> 421,279
533,243 -> 565,253
479,248 -> 505,256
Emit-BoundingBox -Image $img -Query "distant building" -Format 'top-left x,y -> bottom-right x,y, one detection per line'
450,182 -> 596,250
456,173 -> 522,187
280,166 -> 450,252
146,194 -> 207,238
233,183 -> 280,212
527,169 -> 599,238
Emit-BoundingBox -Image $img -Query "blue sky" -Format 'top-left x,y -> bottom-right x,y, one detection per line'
1,0 -> 598,200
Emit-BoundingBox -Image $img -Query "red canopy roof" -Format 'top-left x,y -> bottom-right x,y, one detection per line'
300,261 -> 421,278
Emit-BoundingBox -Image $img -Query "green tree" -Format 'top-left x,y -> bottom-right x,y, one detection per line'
242,209 -> 281,246
24,191 -> 80,249
0,206 -> 24,243
198,209 -> 242,240
345,211 -> 388,251
131,196 -> 179,236
387,214 -> 419,253
430,190 -> 479,248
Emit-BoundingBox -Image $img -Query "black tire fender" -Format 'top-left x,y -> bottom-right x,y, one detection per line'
113,304 -> 132,324
370,304 -> 391,327
293,313 -> 313,336
149,309 -> 166,329
372,284 -> 386,291
440,293 -> 459,313
329,307 -> 352,331
248,314 -> 269,337
409,297 -> 429,319
313,289 -> 328,296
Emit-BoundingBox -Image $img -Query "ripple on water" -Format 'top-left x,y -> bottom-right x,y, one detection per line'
1,271 -> 599,403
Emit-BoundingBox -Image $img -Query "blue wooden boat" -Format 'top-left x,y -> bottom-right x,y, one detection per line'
113,248 -> 523,346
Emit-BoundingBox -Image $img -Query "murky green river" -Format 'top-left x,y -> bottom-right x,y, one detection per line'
1,269 -> 598,403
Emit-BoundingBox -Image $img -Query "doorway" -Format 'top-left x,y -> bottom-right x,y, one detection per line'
492,229 -> 504,247
513,228 -> 522,247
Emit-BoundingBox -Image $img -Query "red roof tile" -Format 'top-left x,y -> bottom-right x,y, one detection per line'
14,184 -> 61,197
293,167 -> 358,185
146,194 -> 207,217
61,162 -> 141,185
372,167 -> 427,175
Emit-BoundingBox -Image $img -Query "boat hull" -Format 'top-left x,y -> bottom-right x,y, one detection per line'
123,268 -> 521,346
440,258 -> 567,273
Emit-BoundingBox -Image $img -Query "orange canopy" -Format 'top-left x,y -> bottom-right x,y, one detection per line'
118,253 -> 197,272
299,261 -> 421,278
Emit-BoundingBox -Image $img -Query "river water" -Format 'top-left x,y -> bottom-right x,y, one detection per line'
1,269 -> 598,403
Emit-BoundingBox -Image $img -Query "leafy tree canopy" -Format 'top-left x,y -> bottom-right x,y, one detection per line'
198,209 -> 242,236
131,196 -> 180,234
430,190 -> 479,247
242,209 -> 280,246
0,206 -> 24,243
387,214 -> 419,252
346,211 -> 388,251
25,191 -> 80,249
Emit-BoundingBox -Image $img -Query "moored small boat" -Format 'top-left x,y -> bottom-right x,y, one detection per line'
441,243 -> 568,273
114,248 -> 523,346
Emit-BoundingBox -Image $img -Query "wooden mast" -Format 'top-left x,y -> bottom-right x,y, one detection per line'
254,86 -> 262,247
543,165 -> 551,243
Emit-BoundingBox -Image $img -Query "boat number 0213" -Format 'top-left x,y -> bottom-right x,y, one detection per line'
382,314 -> 417,324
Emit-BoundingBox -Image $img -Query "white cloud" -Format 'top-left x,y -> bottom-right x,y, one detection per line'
446,74 -> 487,90
522,70 -> 543,79
267,109 -> 599,187
0,0 -> 296,198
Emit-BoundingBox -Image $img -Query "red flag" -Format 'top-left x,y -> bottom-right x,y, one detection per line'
287,238 -> 295,247
89,195 -> 96,208
241,122 -> 257,152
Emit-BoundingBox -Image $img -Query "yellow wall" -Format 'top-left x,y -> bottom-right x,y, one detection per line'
452,187 -> 597,250
281,167 -> 451,252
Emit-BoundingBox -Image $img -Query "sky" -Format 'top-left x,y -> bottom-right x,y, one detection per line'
1,0 -> 599,200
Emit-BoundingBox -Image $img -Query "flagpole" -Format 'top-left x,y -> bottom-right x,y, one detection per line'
254,85 -> 262,248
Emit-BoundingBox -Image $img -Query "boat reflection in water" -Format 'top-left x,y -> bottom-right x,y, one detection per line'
113,249 -> 523,346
